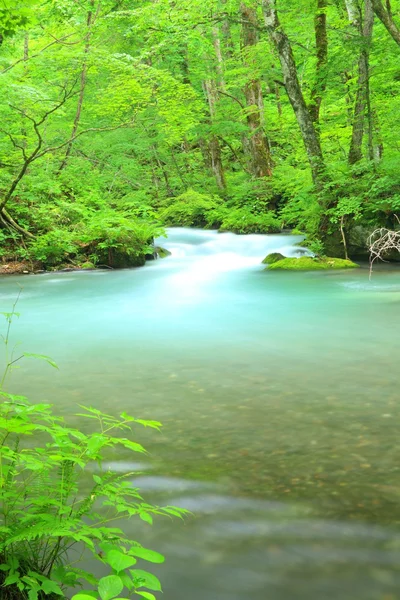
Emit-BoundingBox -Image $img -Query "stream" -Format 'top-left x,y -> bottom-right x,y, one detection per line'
2,228 -> 400,599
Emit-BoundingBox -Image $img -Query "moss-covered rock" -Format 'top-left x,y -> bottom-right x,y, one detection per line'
262,252 -> 286,265
266,256 -> 359,271
80,261 -> 95,270
155,246 -> 172,259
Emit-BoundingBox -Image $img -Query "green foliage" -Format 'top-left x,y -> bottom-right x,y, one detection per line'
78,212 -> 162,268
1,0 -> 400,262
29,230 -> 79,265
159,190 -> 222,228
219,208 -> 281,234
0,0 -> 37,39
0,307 -> 187,600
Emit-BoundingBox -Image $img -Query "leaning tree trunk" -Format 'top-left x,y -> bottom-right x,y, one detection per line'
262,0 -> 325,188
202,79 -> 226,190
240,3 -> 273,178
347,0 -> 374,165
372,0 -> 400,44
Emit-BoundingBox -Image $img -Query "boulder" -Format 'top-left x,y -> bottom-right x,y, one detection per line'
262,252 -> 286,265
266,256 -> 359,271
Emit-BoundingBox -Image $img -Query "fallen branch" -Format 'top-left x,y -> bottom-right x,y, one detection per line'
368,217 -> 400,276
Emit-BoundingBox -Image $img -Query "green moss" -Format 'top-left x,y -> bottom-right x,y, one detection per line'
80,261 -> 95,270
266,256 -> 359,271
262,252 -> 286,265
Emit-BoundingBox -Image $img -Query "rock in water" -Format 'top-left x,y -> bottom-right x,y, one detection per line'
262,252 -> 286,265
266,256 -> 359,270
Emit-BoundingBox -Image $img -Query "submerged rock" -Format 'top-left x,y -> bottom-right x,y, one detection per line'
262,252 -> 286,265
266,256 -> 359,271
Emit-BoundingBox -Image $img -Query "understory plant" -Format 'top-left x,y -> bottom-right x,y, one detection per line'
0,297 -> 186,599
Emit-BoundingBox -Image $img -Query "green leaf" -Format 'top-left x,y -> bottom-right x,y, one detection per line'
130,570 -> 162,592
139,512 -> 153,525
98,575 -> 124,600
135,592 -> 156,600
105,550 -> 137,573
4,573 -> 20,586
129,548 -> 164,564
41,579 -> 64,595
23,353 -> 58,369
117,438 -> 146,454
71,595 -> 99,600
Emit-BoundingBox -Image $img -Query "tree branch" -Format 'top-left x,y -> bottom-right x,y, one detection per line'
217,89 -> 245,109
1,34 -> 78,75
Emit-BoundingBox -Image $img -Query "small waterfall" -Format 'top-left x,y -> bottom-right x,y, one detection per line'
155,228 -> 311,273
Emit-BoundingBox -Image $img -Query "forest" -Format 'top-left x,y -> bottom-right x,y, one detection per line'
1,0 -> 400,272
3,3 -> 400,600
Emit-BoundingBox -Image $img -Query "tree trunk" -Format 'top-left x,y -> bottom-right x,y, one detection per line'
309,0 -> 328,125
58,2 -> 94,173
221,0 -> 234,58
241,3 -> 273,177
347,0 -> 374,165
212,26 -> 225,89
372,0 -> 400,44
202,80 -> 226,190
262,0 -> 325,188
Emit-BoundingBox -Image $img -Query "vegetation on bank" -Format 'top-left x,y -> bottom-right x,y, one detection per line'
0,302 -> 185,599
1,0 -> 400,269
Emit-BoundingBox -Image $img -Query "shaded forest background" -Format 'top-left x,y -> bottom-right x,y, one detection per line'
1,0 -> 400,269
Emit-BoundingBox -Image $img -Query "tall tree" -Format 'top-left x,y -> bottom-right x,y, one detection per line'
346,0 -> 375,164
240,3 -> 273,177
58,0 -> 96,173
202,79 -> 227,190
261,0 -> 325,187
309,0 -> 328,126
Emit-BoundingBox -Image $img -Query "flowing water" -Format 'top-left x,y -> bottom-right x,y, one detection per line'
2,228 -> 400,599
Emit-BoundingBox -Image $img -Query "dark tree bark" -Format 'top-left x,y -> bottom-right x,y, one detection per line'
262,0 -> 325,188
347,0 -> 374,165
240,3 -> 273,177
309,0 -> 328,125
202,79 -> 226,190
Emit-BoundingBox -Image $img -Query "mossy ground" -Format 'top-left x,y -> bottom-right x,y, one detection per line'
266,256 -> 359,270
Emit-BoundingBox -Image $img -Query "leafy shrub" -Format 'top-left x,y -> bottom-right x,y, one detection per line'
29,230 -> 79,266
78,212 -> 164,267
0,398 -> 185,600
219,208 -> 281,234
0,305 -> 186,600
159,190 -> 223,227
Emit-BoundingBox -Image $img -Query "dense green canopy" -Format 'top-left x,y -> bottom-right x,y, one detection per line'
1,0 -> 400,268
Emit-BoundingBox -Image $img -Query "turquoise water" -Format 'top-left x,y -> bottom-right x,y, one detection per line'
2,228 -> 400,599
